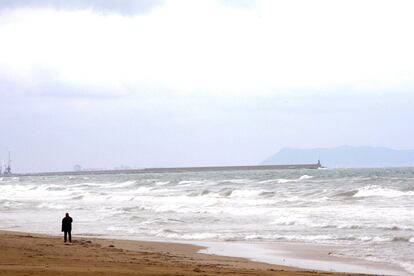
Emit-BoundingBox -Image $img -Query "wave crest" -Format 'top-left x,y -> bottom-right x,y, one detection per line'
353,185 -> 414,198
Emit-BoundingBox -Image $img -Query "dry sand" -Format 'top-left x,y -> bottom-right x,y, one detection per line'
0,230 -> 365,276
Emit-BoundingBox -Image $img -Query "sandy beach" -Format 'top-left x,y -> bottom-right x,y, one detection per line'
0,230 -> 371,276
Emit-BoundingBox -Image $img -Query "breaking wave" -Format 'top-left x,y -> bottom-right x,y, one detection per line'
353,185 -> 414,198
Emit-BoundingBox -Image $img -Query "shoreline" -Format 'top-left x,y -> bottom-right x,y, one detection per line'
0,230 -> 408,276
192,241 -> 407,275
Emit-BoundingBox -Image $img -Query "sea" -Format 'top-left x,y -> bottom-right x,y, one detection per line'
0,167 -> 413,274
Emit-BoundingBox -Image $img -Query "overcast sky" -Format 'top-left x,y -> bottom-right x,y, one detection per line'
1,0 -> 413,172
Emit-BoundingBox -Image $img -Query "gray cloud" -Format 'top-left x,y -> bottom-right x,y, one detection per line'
0,0 -> 164,15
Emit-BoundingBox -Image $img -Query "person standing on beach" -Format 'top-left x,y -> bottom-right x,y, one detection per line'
61,213 -> 73,243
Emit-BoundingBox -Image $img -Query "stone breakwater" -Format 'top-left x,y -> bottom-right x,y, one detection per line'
14,163 -> 323,177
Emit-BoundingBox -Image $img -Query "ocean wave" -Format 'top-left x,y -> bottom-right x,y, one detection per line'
378,225 -> 414,231
270,219 -> 413,232
36,202 -> 67,210
265,175 -> 315,184
277,178 -> 296,183
187,189 -> 211,196
185,188 -> 237,197
0,199 -> 25,210
106,226 -> 139,234
334,190 -> 358,197
270,217 -> 340,228
299,175 -> 314,180
131,186 -> 153,194
120,206 -> 148,213
325,223 -> 414,232
269,234 -> 335,242
219,189 -> 233,197
70,195 -> 84,200
155,181 -> 170,186
351,235 -> 414,243
72,182 -> 106,188
109,180 -> 137,188
259,191 -> 275,197
129,215 -> 143,221
229,189 -> 265,198
353,185 -> 414,198
258,179 -> 278,184
46,185 -> 67,191
258,179 -> 294,184
337,224 -> 363,229
391,236 -> 412,242
226,179 -> 253,184
178,180 -> 204,185
270,217 -> 298,226
149,229 -> 414,244
152,229 -> 222,240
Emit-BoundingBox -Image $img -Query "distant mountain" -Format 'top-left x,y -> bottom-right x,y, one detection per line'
261,146 -> 414,168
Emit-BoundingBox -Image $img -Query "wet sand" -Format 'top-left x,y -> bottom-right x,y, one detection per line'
194,241 -> 405,275
0,230 -> 366,276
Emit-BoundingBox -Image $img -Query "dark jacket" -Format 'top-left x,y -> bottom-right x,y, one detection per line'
62,216 -> 73,232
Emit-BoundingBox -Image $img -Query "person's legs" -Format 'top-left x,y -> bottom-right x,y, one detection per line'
64,231 -> 67,242
68,231 -> 72,242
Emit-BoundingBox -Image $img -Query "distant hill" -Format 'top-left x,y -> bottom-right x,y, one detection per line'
261,146 -> 414,168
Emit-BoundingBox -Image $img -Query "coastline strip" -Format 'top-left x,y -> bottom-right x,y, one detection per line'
0,230 -> 365,276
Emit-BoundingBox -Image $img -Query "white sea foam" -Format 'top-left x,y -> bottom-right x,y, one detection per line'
270,217 -> 301,226
226,179 -> 252,184
274,175 -> 314,184
36,202 -> 67,210
277,178 -> 296,183
337,224 -> 363,229
229,189 -> 265,198
353,185 -> 414,198
155,181 -> 170,185
178,180 -> 203,185
258,179 -> 278,184
110,180 -> 137,188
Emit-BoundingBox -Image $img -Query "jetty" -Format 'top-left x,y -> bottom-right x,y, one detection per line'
13,161 -> 323,177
